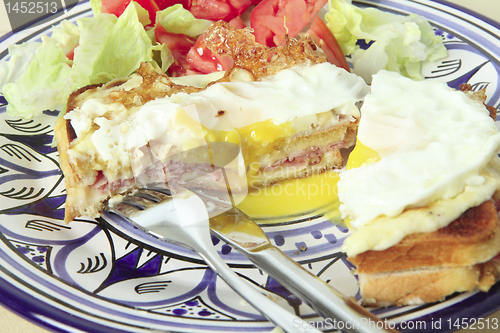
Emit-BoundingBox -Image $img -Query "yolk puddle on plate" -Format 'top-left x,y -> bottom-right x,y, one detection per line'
236,142 -> 380,227
236,171 -> 342,221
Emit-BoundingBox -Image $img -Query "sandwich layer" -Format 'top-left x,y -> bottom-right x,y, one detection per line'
338,71 -> 500,307
349,200 -> 500,274
352,200 -> 500,307
358,260 -> 498,307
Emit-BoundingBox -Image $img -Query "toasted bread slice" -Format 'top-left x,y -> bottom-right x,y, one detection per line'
348,200 -> 500,306
349,200 -> 500,273
358,260 -> 498,307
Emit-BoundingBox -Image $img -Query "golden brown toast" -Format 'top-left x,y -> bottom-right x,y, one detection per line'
348,200 -> 500,307
348,200 -> 500,274
358,260 -> 498,307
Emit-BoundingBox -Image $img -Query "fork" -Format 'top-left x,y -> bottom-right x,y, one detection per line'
106,186 -> 398,333
105,187 -> 322,333
193,189 -> 398,333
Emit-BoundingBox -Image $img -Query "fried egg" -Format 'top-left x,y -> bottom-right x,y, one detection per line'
338,70 -> 500,256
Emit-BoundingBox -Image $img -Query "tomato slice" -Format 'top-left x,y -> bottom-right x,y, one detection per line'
155,24 -> 201,76
250,0 -> 327,47
228,16 -> 247,29
155,0 -> 255,22
66,46 -> 76,61
154,0 -> 189,9
188,0 -> 254,21
186,34 -> 234,74
306,16 -> 350,72
155,24 -> 196,55
101,0 -> 159,25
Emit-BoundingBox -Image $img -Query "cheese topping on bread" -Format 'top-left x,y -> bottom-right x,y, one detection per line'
56,32 -> 369,223
339,70 -> 500,256
64,63 -> 367,183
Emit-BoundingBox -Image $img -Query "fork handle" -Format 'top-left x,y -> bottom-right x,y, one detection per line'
245,246 -> 399,333
197,247 -> 323,333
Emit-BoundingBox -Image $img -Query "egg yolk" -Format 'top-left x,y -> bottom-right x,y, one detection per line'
217,141 -> 385,226
345,142 -> 380,170
235,142 -> 382,222
204,120 -> 380,224
237,172 -> 342,220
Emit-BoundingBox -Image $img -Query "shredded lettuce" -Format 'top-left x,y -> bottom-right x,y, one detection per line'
1,42 -> 74,119
0,19 -> 79,93
325,0 -> 447,83
47,20 -> 81,55
1,2 -> 162,119
0,19 -> 80,119
0,42 -> 42,90
89,0 -> 102,16
156,4 -> 212,38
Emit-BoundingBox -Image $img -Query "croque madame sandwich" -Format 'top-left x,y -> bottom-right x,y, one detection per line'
338,70 -> 500,307
55,22 -> 369,223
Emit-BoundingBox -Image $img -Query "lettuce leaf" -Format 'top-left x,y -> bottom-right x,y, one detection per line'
72,2 -> 159,85
325,0 -> 447,83
0,42 -> 42,90
2,42 -> 73,119
156,4 -> 212,38
0,20 -> 80,119
46,20 -> 81,55
1,2 -> 161,119
90,0 -> 102,16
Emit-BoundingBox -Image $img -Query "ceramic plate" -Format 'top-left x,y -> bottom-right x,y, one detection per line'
0,1 -> 499,332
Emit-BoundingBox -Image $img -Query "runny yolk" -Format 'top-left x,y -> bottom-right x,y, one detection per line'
236,171 -> 342,220
236,141 -> 380,225
345,141 -> 380,170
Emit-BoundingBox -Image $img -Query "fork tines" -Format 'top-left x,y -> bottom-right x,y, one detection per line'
109,187 -> 174,216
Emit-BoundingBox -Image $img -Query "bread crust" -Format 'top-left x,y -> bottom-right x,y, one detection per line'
348,200 -> 500,274
348,199 -> 500,307
358,260 -> 498,307
54,116 -> 79,223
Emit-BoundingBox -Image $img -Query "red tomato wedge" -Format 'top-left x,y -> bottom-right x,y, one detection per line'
188,0 -> 254,21
101,0 -> 159,25
155,24 -> 201,76
154,0 -> 253,21
186,34 -> 234,74
306,16 -> 350,72
66,47 -> 76,61
154,0 -> 189,9
228,16 -> 247,29
155,24 -> 196,56
250,0 -> 327,47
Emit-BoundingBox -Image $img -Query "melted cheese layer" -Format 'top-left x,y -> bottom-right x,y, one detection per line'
342,167 -> 500,257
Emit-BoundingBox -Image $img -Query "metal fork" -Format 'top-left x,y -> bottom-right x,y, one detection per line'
104,187 -> 322,333
105,186 -> 398,333
191,189 -> 398,333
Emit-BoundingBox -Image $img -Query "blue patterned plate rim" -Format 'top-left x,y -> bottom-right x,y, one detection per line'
0,1 -> 500,332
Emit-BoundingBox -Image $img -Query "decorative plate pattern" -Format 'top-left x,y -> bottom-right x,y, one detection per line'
0,1 -> 499,332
